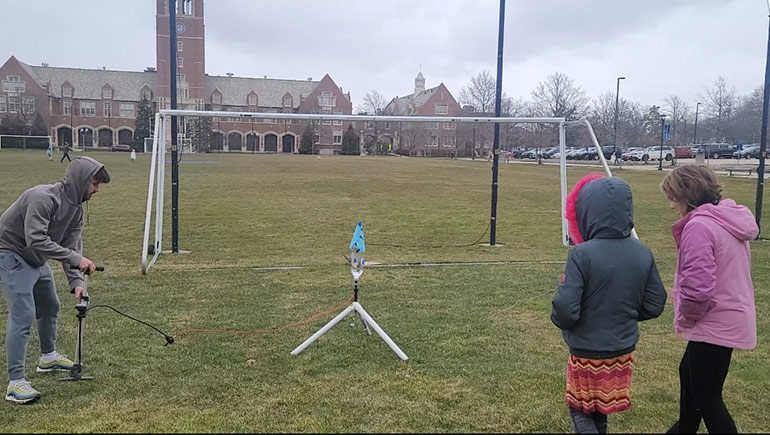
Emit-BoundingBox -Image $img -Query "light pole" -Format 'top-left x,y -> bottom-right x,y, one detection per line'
613,76 -> 625,153
693,102 -> 701,145
472,126 -> 476,160
658,114 -> 667,171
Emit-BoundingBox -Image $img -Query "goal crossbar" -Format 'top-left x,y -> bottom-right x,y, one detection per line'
141,111 -> 632,274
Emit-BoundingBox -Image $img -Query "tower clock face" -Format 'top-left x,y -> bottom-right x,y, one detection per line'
176,22 -> 186,34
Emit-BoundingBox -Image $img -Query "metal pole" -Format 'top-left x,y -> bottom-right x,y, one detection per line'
658,115 -> 666,171
613,76 -> 625,153
693,102 -> 701,145
755,14 -> 770,237
169,0 -> 180,252
489,0 -> 505,246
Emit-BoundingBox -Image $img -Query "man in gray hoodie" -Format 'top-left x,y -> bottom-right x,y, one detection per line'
0,156 -> 109,404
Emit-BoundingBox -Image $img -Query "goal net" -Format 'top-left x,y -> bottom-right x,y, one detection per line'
0,135 -> 52,150
141,110 -> 624,274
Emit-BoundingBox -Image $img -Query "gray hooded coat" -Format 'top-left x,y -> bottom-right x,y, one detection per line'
0,156 -> 104,291
551,177 -> 667,359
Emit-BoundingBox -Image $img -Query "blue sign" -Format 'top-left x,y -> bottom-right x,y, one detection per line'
737,143 -> 743,151
664,124 -> 671,141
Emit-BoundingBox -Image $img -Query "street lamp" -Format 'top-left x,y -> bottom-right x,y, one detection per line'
693,102 -> 701,145
658,114 -> 667,171
613,76 -> 625,153
472,126 -> 476,160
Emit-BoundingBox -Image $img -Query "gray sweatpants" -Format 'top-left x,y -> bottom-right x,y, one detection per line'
0,251 -> 60,381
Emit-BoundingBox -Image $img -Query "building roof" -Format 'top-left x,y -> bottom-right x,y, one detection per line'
30,65 -> 156,101
387,84 -> 442,115
204,75 -> 319,108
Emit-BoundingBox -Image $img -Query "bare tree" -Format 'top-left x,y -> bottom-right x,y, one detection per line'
663,95 -> 691,146
531,72 -> 588,120
699,76 -> 736,142
459,70 -> 496,113
357,90 -> 388,115
587,91 -> 616,145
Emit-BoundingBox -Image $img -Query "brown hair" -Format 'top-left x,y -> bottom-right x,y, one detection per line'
660,165 -> 721,213
94,166 -> 110,184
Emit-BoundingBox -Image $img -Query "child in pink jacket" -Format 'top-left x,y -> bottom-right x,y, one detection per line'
661,165 -> 758,434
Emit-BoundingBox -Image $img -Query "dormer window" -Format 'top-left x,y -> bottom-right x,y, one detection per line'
102,88 -> 113,99
282,95 -> 293,107
248,93 -> 257,106
212,92 -> 222,105
62,86 -> 73,98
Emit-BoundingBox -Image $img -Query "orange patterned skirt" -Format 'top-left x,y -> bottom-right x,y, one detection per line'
566,352 -> 634,415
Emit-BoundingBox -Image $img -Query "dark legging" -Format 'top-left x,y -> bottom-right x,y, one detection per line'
61,153 -> 70,162
569,408 -> 607,434
674,341 -> 737,433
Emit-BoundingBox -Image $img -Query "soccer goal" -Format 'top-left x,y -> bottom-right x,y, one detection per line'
140,109 -> 623,274
0,134 -> 52,150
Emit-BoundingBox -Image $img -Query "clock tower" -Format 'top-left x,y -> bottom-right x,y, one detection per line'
156,0 -> 205,108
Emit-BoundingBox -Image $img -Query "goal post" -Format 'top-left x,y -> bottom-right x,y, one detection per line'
141,109 -> 625,274
0,134 -> 52,151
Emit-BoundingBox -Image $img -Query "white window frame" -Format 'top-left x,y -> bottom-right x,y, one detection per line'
426,122 -> 438,129
120,102 -> 135,118
103,101 -> 112,117
283,95 -> 293,107
435,104 -> 448,115
8,95 -> 20,113
248,94 -> 257,105
333,130 -> 343,145
62,86 -> 73,98
182,0 -> 193,15
442,136 -> 456,147
22,96 -> 35,114
80,101 -> 96,117
443,122 -> 455,130
63,100 -> 72,116
177,57 -> 184,68
318,91 -> 336,107
177,41 -> 183,52
102,88 -> 113,99
0,95 -> 5,112
428,135 -> 438,147
212,92 -> 222,104
142,89 -> 153,101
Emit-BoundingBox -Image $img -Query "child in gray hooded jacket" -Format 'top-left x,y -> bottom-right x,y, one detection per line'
551,174 -> 667,433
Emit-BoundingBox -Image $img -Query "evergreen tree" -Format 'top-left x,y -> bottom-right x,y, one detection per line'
299,123 -> 316,154
340,125 -> 360,155
133,97 -> 153,151
188,116 -> 212,153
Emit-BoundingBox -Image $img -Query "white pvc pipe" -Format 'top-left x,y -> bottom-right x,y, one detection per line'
290,304 -> 355,355
353,303 -> 409,360
559,123 -> 569,246
159,109 -> 564,125
141,113 -> 162,275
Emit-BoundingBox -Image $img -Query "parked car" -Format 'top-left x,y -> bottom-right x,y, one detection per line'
111,144 -> 133,152
733,145 -> 760,159
702,143 -> 735,159
632,146 -> 675,162
674,146 -> 692,158
622,147 -> 643,161
706,144 -> 737,159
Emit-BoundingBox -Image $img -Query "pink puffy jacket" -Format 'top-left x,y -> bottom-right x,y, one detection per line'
671,199 -> 758,350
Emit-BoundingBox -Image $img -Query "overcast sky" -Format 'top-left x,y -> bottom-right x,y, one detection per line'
3,0 -> 768,111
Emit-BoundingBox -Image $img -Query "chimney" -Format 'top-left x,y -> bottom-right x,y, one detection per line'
145,67 -> 156,72
263,75 -> 267,79
307,77 -> 312,81
226,72 -> 234,77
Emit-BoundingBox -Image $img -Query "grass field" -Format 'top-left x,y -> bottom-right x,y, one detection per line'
0,149 -> 767,433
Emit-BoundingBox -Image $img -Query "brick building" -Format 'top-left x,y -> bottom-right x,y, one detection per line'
366,71 -> 461,157
0,0 -> 353,153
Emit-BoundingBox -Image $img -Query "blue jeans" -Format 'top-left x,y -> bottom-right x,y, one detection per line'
0,252 -> 60,381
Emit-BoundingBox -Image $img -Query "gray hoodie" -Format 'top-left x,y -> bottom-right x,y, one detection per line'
0,156 -> 104,290
551,177 -> 667,358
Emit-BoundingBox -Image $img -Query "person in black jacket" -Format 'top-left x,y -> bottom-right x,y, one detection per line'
551,173 -> 667,434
